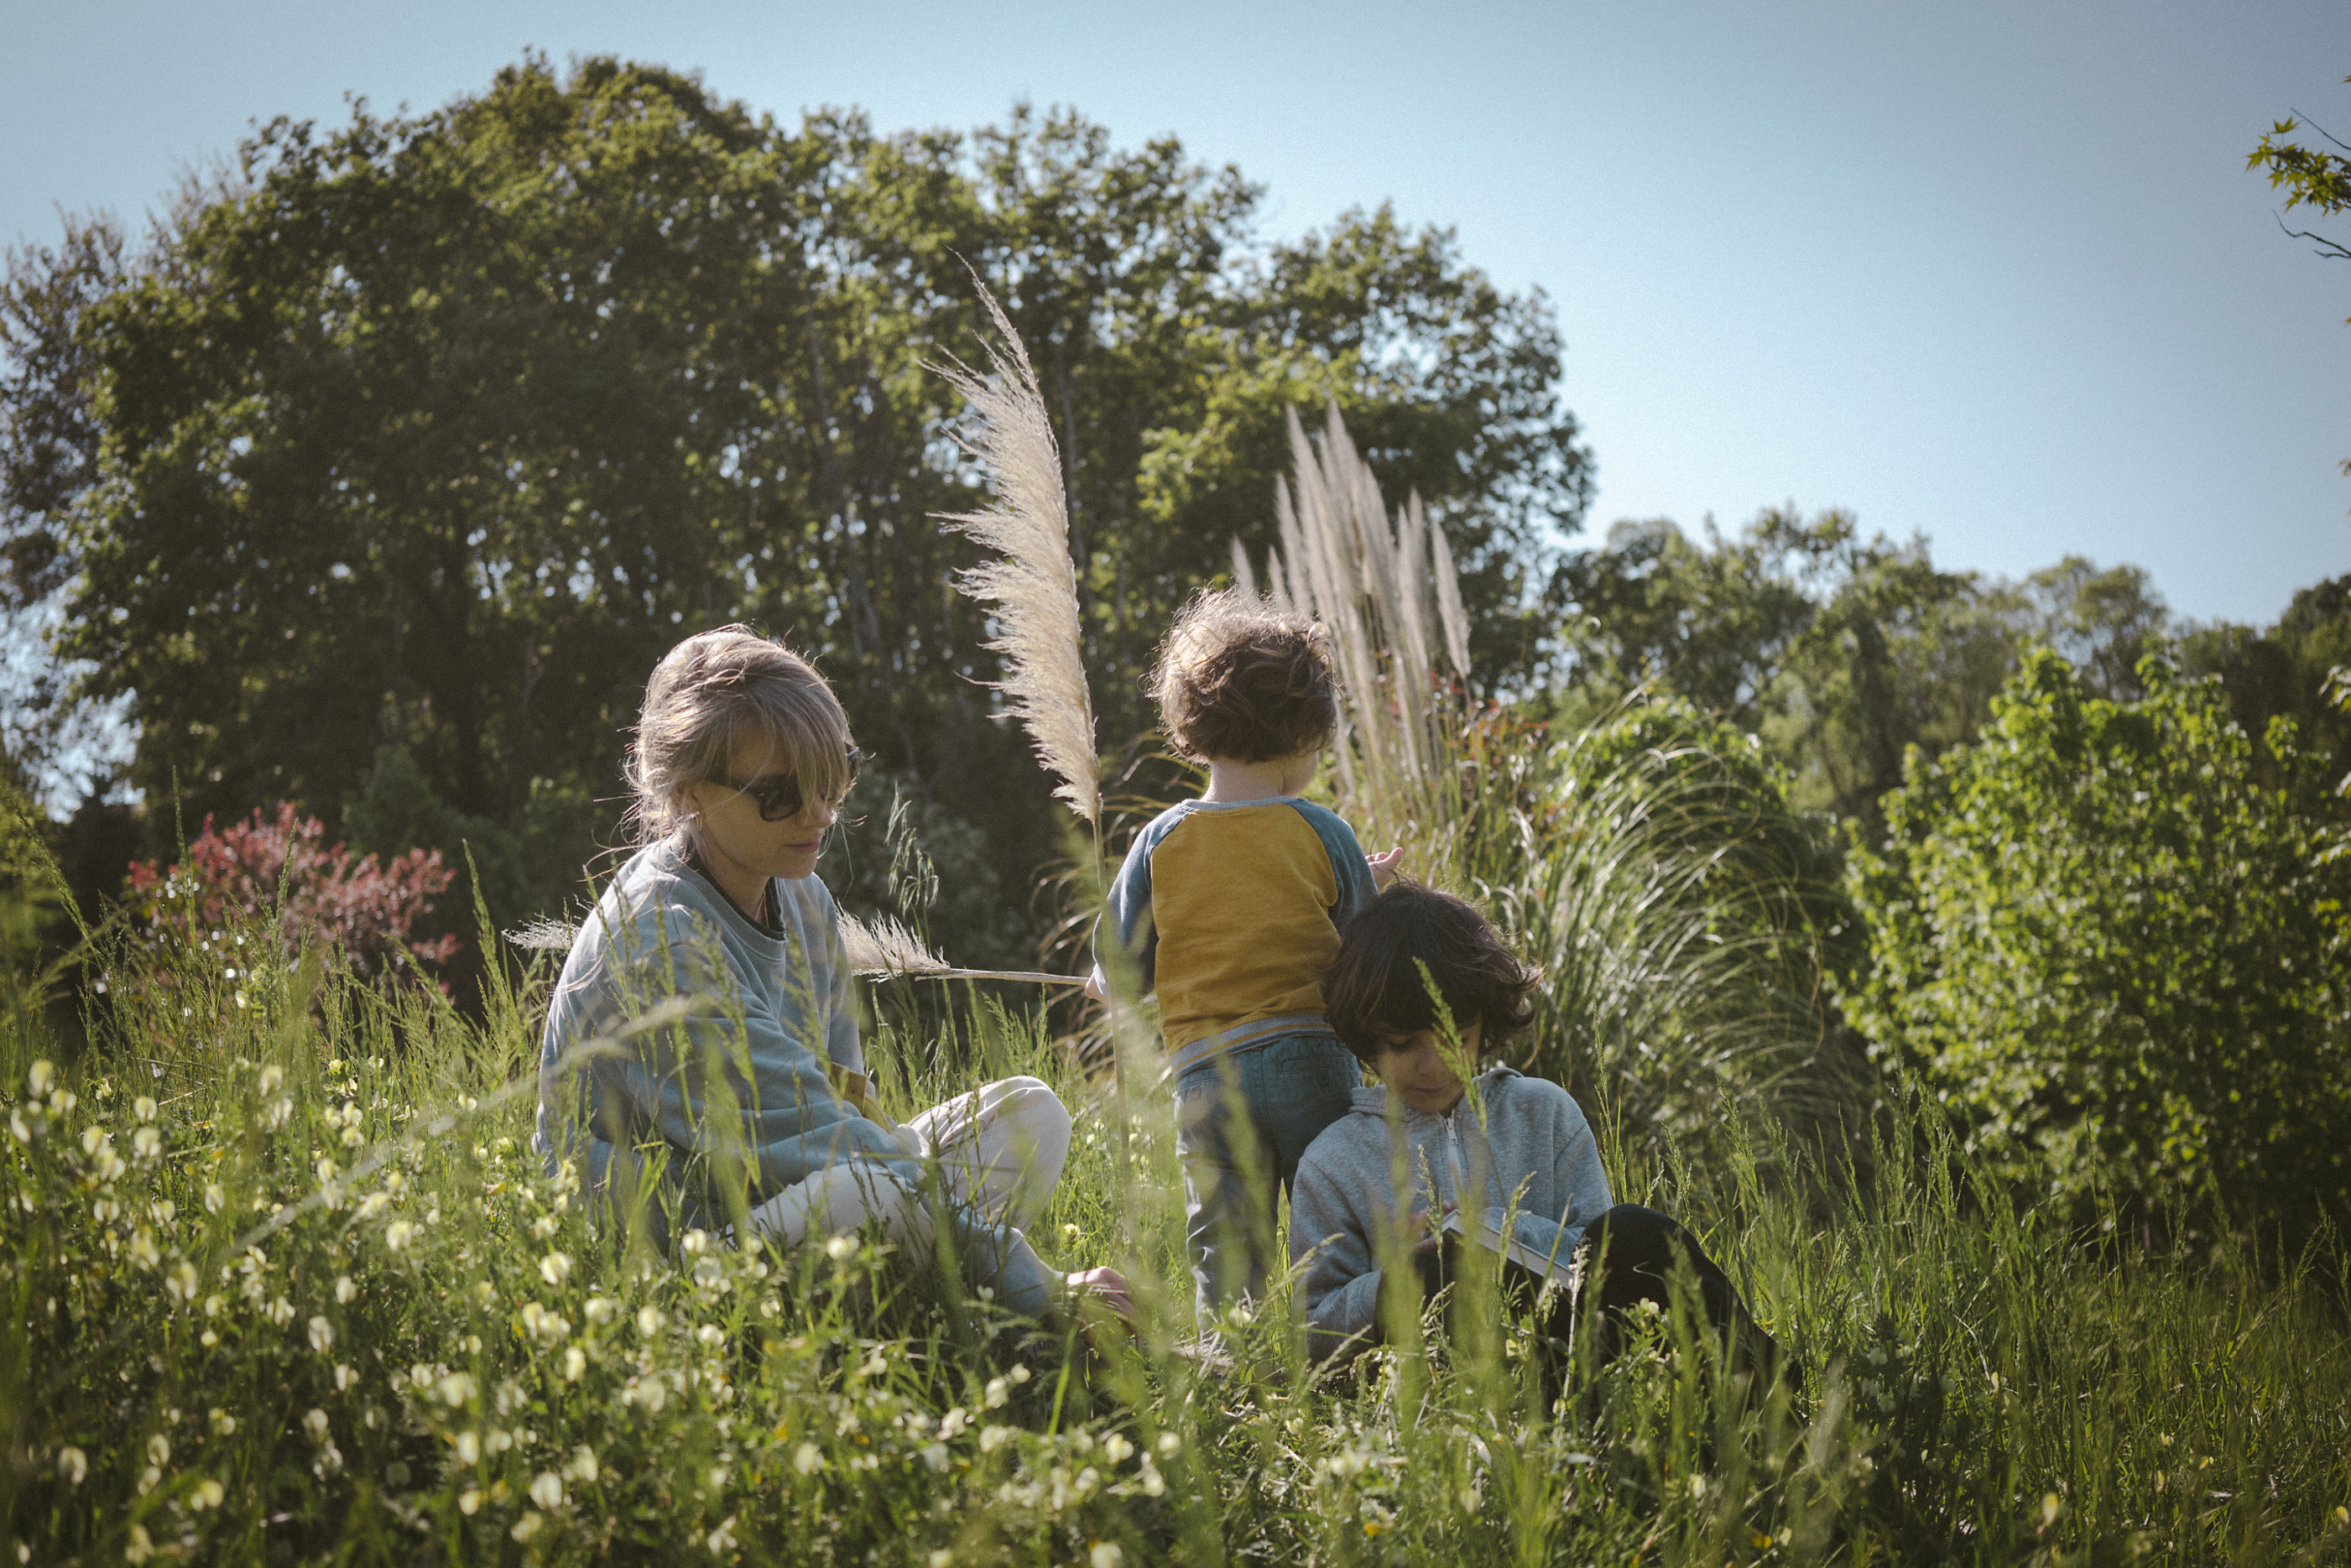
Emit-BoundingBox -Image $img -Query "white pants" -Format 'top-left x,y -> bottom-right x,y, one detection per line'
741,1075 -> 1071,1254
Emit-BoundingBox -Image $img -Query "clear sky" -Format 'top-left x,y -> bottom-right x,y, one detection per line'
5,0 -> 2348,626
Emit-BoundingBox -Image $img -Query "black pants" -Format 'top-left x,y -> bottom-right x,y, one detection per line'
1565,1204 -> 1796,1397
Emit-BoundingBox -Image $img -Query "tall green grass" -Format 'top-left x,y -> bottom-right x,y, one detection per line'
4,886 -> 2345,1566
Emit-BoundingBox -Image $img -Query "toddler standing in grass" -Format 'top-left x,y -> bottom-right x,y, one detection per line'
1091,589 -> 1401,1319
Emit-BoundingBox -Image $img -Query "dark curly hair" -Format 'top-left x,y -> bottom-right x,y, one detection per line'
1151,588 -> 1340,763
1324,884 -> 1540,1061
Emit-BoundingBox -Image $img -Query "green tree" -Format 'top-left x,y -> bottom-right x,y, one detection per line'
2248,75 -> 2351,478
1551,508 -> 2027,828
1844,648 -> 2351,1247
2,57 -> 1591,962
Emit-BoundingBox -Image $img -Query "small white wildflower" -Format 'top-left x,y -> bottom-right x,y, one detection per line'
984,1376 -> 1010,1408
209,1409 -> 236,1435
308,1316 -> 335,1353
1089,1542 -> 1123,1568
1009,1365 -> 1030,1384
203,1183 -> 225,1215
584,1295 -> 616,1325
539,1251 -> 572,1286
529,1471 -> 564,1509
938,1406 -> 968,1440
824,1234 -> 856,1261
123,1524 -> 154,1564
793,1441 -> 825,1475
563,1346 -> 587,1382
455,1431 -> 481,1464
705,1516 -> 738,1554
636,1306 -> 664,1337
191,1477 -> 226,1510
385,1221 -> 416,1251
134,1096 -> 157,1123
510,1512 -> 544,1544
131,1127 -> 163,1162
679,1228 -> 709,1254
146,1434 -> 170,1466
27,1060 -> 55,1096
457,1488 -> 482,1515
1102,1433 -> 1133,1464
921,1442 -> 950,1472
335,1364 -> 356,1391
696,1323 -> 725,1348
563,1445 -> 599,1484
335,1275 -> 356,1304
980,1425 -> 1013,1454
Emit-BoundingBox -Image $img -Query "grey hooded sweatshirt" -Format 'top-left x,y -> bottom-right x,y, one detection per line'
1288,1067 -> 1613,1360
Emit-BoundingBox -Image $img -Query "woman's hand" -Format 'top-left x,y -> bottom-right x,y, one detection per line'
1368,848 -> 1404,890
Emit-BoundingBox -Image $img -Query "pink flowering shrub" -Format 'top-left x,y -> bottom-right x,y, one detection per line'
127,803 -> 461,985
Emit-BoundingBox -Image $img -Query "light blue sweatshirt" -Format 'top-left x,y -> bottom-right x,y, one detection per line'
1287,1067 -> 1613,1360
532,835 -> 1056,1312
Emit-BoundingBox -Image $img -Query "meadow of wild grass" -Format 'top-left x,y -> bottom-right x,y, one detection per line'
3,860 -> 2347,1568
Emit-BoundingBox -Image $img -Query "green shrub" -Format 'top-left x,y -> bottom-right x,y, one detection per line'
1844,648 -> 2351,1245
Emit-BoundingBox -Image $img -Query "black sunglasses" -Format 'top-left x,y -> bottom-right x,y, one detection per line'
711,745 -> 861,822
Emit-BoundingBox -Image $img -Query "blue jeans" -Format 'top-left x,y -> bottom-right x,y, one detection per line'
1174,1032 -> 1360,1321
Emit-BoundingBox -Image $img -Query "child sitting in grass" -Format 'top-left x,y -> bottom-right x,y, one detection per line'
1090,589 -> 1401,1319
1291,883 -> 1791,1392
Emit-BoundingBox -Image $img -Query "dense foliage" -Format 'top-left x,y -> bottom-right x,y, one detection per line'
1844,649 -> 2351,1246
125,803 -> 461,989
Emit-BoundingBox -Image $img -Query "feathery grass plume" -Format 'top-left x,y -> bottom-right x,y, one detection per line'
839,909 -> 1087,987
502,917 -> 577,953
1236,404 -> 1470,863
838,910 -> 953,977
928,279 -> 1101,852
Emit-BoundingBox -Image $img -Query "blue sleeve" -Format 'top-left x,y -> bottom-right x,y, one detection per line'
1091,824 -> 1159,995
1296,803 -> 1377,925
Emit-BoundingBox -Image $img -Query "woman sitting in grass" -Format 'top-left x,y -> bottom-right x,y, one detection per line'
533,625 -> 1127,1319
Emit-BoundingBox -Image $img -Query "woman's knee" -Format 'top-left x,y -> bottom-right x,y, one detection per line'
982,1075 -> 1072,1164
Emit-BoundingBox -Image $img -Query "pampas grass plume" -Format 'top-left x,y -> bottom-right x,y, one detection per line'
929,279 -> 1101,842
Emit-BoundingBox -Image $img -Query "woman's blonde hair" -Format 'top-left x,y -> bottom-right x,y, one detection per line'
626,626 -> 855,844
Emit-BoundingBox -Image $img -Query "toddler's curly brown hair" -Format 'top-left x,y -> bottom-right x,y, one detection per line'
1151,588 -> 1341,763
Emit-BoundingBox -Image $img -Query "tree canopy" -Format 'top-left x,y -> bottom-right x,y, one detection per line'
0,56 -> 1591,948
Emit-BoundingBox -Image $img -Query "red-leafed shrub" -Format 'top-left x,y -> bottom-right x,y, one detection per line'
127,803 -> 462,985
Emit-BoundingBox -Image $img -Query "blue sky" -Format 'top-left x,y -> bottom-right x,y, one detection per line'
6,0 -> 2348,629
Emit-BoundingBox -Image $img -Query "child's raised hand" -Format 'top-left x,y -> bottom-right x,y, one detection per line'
1367,847 -> 1404,890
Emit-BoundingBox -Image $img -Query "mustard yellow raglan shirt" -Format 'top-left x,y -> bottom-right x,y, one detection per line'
1092,797 -> 1378,1075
